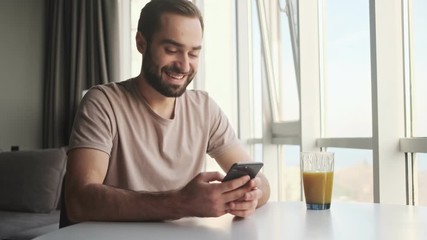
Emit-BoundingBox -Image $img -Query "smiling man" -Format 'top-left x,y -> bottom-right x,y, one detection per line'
61,0 -> 270,227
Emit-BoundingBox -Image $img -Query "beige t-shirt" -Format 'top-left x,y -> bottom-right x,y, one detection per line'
68,78 -> 241,192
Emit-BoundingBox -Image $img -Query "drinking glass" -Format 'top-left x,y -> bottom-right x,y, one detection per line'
301,152 -> 334,210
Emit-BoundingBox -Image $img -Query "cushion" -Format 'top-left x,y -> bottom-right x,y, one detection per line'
0,148 -> 67,213
0,210 -> 60,240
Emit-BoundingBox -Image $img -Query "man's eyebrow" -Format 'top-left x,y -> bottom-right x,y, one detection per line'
160,39 -> 202,51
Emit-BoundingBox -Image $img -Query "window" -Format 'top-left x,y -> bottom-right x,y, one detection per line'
130,0 -> 148,78
324,0 -> 371,138
412,0 -> 427,137
328,148 -> 373,202
127,0 -> 427,205
409,0 -> 427,206
278,145 -> 301,201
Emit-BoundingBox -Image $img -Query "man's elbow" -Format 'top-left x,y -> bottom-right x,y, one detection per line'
64,185 -> 92,223
258,176 -> 271,207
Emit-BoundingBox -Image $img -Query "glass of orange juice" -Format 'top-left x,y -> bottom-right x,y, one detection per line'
301,152 -> 334,210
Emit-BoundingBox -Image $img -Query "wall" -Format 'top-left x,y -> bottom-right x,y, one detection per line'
0,0 -> 45,151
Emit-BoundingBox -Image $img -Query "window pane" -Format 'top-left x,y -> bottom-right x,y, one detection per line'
328,148 -> 373,202
252,0 -> 263,138
279,6 -> 299,121
324,0 -> 372,137
412,0 -> 427,137
203,0 -> 238,128
278,147 -> 373,203
130,0 -> 150,77
279,145 -> 301,201
417,153 -> 427,205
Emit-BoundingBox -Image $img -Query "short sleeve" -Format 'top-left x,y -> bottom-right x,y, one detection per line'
206,97 -> 241,159
68,87 -> 117,155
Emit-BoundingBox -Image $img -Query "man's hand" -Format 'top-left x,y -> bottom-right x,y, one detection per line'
178,172 -> 251,217
213,145 -> 271,212
177,172 -> 264,218
226,176 -> 263,217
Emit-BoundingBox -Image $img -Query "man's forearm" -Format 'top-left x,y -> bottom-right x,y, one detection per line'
66,183 -> 185,223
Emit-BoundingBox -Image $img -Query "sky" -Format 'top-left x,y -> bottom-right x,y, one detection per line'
277,0 -> 427,175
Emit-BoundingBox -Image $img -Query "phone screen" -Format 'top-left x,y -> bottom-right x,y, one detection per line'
222,162 -> 264,182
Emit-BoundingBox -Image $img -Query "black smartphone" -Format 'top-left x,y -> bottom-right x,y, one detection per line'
222,162 -> 264,182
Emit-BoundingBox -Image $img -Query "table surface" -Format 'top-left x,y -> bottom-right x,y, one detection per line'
34,201 -> 427,240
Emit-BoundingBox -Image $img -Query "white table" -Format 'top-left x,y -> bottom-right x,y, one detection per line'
34,201 -> 427,240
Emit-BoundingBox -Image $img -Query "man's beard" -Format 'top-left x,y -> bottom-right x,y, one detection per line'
142,48 -> 195,98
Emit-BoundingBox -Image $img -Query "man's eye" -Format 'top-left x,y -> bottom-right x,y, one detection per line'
189,52 -> 200,58
165,49 -> 177,54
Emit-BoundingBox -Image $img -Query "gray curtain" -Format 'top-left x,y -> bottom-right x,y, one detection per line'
43,0 -> 120,148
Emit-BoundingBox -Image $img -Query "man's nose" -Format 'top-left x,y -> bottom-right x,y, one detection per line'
175,54 -> 191,73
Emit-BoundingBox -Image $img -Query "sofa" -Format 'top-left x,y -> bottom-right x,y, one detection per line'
0,147 -> 67,240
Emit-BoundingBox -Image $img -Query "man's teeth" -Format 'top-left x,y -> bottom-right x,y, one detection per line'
167,72 -> 185,79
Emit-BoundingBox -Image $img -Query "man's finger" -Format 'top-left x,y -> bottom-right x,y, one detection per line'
198,171 -> 225,183
220,175 -> 250,191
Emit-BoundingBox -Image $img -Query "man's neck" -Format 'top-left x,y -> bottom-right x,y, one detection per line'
135,75 -> 176,119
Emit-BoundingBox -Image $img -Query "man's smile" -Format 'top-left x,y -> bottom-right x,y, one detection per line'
165,71 -> 185,80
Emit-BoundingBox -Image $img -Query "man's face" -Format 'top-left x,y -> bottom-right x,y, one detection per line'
141,13 -> 203,97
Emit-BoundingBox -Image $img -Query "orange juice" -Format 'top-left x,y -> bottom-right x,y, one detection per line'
303,171 -> 334,207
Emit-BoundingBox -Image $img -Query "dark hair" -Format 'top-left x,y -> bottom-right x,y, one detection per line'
137,0 -> 204,43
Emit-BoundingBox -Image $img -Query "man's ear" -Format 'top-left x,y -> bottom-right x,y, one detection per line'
136,32 -> 147,54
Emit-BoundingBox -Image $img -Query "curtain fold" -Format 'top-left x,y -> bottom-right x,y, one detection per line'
43,0 -> 120,148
